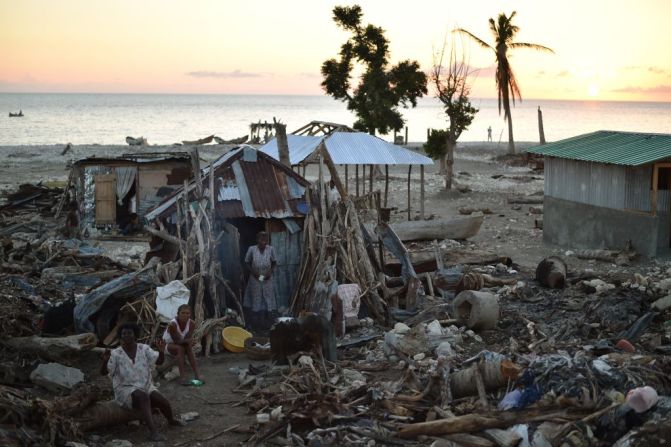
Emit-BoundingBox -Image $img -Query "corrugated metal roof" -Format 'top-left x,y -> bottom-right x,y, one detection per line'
326,132 -> 433,165
259,132 -> 433,165
525,130 -> 671,166
74,152 -> 191,166
144,146 -> 310,222
258,135 -> 322,165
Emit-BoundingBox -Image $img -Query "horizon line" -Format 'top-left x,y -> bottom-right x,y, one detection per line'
1,91 -> 670,105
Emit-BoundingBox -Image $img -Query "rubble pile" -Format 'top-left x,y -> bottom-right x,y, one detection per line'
1,177 -> 671,446
0,182 -> 64,219
236,246 -> 671,445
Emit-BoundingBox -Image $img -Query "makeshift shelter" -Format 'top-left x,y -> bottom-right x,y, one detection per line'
259,121 -> 433,220
526,130 -> 671,257
64,152 -> 192,234
143,146 -> 310,313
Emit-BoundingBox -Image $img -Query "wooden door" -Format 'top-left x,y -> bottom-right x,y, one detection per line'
94,174 -> 116,224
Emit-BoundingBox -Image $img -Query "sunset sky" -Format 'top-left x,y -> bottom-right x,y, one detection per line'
1,0 -> 670,101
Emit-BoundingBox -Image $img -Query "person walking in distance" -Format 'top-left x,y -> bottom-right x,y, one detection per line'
487,126 -> 493,142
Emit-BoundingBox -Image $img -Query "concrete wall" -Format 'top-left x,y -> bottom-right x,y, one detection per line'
544,196 -> 671,257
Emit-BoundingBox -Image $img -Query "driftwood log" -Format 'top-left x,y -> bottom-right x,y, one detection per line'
398,408 -> 588,438
76,401 -> 143,431
3,333 -> 97,360
366,215 -> 483,242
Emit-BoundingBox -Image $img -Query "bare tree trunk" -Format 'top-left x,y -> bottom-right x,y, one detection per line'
507,112 -> 515,155
274,119 -> 290,167
502,90 -> 515,154
445,139 -> 455,190
538,106 -> 546,145
439,155 -> 447,175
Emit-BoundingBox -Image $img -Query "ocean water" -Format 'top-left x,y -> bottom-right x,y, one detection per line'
0,93 -> 670,146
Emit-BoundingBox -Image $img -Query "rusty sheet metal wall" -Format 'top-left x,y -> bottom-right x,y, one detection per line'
270,228 -> 302,310
545,158 -> 626,210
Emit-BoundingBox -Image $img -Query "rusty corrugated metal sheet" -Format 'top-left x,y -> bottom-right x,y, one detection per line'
145,146 -> 310,221
238,158 -> 294,218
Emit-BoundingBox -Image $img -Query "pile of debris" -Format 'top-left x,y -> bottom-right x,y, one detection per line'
236,199 -> 671,447
0,183 -> 64,219
0,178 -> 245,445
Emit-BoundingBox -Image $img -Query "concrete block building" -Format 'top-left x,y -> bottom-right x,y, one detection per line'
526,130 -> 671,257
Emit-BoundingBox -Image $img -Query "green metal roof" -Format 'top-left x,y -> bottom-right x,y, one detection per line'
525,130 -> 671,166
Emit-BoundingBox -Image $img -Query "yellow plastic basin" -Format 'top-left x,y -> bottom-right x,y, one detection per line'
222,326 -> 252,353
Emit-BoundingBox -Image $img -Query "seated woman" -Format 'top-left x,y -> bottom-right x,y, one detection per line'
100,322 -> 184,442
122,213 -> 143,235
163,304 -> 202,385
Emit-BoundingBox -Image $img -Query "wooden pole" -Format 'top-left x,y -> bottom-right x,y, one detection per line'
356,165 -> 360,197
538,106 -> 546,145
420,165 -> 425,220
652,163 -> 659,216
407,165 -> 412,221
362,164 -> 366,194
345,164 -> 349,195
376,191 -> 385,270
384,164 -> 389,208
319,144 -> 347,199
274,118 -> 291,167
405,126 -> 408,145
369,164 -> 374,197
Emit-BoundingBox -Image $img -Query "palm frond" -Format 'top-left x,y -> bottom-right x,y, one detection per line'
488,18 -> 498,36
509,42 -> 554,53
455,28 -> 493,50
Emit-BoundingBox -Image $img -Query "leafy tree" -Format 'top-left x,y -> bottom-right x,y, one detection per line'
424,129 -> 449,159
457,12 -> 552,154
430,40 -> 478,189
321,5 -> 428,136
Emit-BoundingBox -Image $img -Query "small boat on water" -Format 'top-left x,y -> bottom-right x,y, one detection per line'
182,134 -> 215,145
9,111 -> 24,117
126,136 -> 147,146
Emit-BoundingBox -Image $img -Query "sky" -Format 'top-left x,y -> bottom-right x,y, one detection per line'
1,0 -> 670,102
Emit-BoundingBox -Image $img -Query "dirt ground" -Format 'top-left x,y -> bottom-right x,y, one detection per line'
88,354 -> 264,446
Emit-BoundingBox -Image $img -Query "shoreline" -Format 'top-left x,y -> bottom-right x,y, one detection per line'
0,141 -> 536,197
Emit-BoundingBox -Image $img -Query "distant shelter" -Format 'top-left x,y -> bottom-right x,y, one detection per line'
68,152 -> 192,235
259,120 -> 433,219
526,130 -> 671,257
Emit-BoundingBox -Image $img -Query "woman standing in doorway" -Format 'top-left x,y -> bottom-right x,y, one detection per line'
243,231 -> 278,331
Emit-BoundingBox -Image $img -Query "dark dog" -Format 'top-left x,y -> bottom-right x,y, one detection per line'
270,314 -> 337,364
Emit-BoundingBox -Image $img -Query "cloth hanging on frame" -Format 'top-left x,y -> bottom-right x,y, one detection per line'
115,167 -> 137,205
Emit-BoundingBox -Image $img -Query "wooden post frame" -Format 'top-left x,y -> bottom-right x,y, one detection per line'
407,165 -> 412,221
345,164 -> 349,195
356,164 -> 360,197
384,164 -> 389,208
420,165 -> 425,220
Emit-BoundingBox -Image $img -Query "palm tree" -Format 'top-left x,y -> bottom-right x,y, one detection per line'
457,12 -> 553,154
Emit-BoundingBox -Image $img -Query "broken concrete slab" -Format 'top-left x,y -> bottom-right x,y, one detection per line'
30,362 -> 84,392
651,295 -> 671,311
